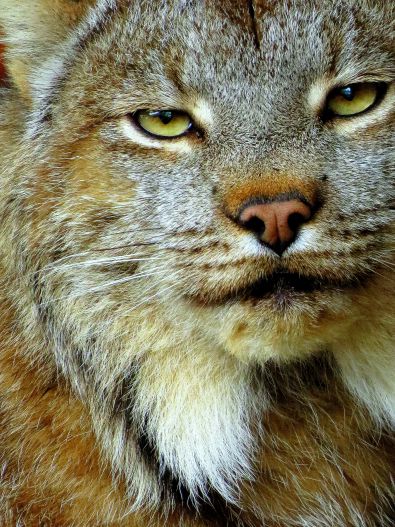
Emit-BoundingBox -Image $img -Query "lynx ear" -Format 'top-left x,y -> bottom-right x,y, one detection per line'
0,0 -> 93,101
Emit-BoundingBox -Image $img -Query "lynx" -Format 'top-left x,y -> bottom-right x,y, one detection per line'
0,1 -> 394,526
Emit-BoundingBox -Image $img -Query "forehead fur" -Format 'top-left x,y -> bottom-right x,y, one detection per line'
77,0 -> 393,85
48,0 -> 392,128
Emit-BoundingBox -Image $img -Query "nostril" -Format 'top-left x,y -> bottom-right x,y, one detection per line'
241,215 -> 266,236
287,212 -> 306,232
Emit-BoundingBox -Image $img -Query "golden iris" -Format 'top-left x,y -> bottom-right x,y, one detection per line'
135,110 -> 193,138
326,83 -> 384,117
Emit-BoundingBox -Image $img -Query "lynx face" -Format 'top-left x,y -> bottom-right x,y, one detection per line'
21,1 -> 393,356
0,0 -> 394,514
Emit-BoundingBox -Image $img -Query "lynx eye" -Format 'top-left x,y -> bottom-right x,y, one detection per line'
134,110 -> 193,138
325,82 -> 386,117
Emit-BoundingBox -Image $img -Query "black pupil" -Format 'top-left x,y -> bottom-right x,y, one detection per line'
340,86 -> 355,101
154,111 -> 174,125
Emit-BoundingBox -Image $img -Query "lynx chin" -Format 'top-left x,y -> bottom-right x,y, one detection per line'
0,1 -> 394,526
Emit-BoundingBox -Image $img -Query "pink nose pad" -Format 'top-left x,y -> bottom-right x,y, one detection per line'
238,199 -> 312,254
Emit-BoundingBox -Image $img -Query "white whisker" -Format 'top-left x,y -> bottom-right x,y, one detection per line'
125,273 -> 186,315
37,266 -> 172,307
41,254 -> 166,275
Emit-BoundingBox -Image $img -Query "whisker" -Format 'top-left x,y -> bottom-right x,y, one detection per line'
72,267 -> 168,296
92,241 -> 160,252
37,266 -> 171,307
368,257 -> 395,271
41,255 -> 166,275
32,227 -> 218,276
34,249 -> 167,276
123,272 -> 186,315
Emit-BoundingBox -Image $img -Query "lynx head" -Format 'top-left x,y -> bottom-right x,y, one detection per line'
0,0 -> 394,510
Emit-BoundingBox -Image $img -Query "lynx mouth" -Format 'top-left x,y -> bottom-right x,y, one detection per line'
242,272 -> 345,298
188,271 -> 364,307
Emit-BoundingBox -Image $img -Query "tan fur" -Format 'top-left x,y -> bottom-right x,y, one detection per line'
223,176 -> 319,216
0,1 -> 394,526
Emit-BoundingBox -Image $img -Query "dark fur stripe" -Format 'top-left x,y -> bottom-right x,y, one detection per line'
247,0 -> 260,50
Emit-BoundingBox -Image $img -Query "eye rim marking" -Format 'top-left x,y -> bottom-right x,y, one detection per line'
322,81 -> 388,121
131,109 -> 197,140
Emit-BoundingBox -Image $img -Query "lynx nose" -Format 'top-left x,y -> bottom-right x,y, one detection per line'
238,198 -> 312,255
